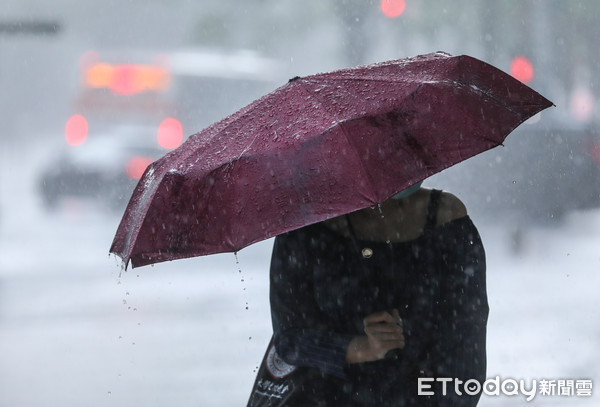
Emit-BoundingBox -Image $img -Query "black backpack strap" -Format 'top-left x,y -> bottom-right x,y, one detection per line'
424,189 -> 442,231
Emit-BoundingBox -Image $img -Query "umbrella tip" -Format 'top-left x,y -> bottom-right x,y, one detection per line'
109,252 -> 130,272
288,76 -> 301,83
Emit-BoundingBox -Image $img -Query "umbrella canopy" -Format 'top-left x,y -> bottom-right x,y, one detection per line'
111,52 -> 553,268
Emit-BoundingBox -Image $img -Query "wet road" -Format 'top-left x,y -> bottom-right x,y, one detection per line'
0,147 -> 598,406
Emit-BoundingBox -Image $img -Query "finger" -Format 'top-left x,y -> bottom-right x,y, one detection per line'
389,339 -> 406,350
365,322 -> 403,335
378,333 -> 406,346
377,338 -> 406,355
371,332 -> 405,343
363,310 -> 392,324
363,311 -> 396,326
390,309 -> 403,326
365,324 -> 404,338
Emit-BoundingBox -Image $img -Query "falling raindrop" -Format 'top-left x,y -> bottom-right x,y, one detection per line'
234,252 -> 250,304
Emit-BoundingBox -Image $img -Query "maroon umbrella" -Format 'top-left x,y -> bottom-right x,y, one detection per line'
111,52 -> 553,268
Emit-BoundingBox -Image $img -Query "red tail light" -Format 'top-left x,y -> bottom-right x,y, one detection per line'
380,0 -> 406,18
157,118 -> 183,149
126,156 -> 154,180
84,62 -> 170,94
510,56 -> 534,84
65,114 -> 88,146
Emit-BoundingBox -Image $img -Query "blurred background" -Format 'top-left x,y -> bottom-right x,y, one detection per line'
0,0 -> 598,406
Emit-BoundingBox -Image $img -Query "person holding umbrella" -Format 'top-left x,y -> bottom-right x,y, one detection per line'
260,182 -> 488,406
108,53 -> 552,406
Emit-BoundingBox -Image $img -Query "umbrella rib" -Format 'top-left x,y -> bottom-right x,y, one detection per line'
336,120 -> 379,203
295,78 -> 379,203
236,131 -> 260,161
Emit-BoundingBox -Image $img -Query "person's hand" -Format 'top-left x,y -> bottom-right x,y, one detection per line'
363,309 -> 405,359
346,309 -> 405,363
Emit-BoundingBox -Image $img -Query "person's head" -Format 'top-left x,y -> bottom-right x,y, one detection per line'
391,181 -> 423,200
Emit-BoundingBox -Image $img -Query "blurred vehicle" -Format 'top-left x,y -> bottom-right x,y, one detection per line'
432,116 -> 600,223
39,48 -> 283,212
39,125 -> 168,211
505,122 -> 600,220
167,48 -> 284,132
71,47 -> 282,146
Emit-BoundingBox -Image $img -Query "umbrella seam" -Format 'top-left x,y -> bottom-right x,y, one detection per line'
295,79 -> 380,203
335,120 -> 380,202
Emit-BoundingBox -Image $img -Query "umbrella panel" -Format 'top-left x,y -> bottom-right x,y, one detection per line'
111,53 -> 553,268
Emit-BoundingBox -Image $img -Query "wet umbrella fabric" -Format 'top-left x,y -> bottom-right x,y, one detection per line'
110,52 -> 553,268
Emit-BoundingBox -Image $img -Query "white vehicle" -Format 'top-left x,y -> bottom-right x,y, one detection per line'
40,48 -> 283,210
